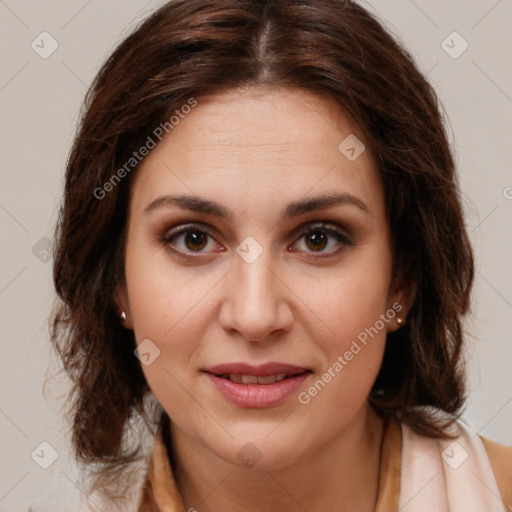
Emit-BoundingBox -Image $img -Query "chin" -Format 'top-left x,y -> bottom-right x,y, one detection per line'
210,433 -> 305,472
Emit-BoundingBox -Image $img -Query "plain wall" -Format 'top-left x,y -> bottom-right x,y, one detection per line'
1,0 -> 511,510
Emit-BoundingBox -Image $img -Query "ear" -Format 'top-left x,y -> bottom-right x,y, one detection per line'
114,284 -> 133,330
386,276 -> 416,333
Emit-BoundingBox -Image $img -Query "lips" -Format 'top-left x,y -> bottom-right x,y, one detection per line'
202,362 -> 312,407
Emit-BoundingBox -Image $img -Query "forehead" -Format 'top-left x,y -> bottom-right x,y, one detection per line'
129,86 -> 384,221
153,87 -> 366,163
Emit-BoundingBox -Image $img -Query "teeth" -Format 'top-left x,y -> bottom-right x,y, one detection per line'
257,375 -> 278,384
226,373 -> 290,385
240,375 -> 258,384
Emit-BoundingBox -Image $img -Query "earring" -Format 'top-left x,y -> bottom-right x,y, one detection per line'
120,311 -> 126,321
396,317 -> 403,325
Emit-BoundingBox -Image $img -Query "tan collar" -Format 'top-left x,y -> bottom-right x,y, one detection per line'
138,416 -> 402,512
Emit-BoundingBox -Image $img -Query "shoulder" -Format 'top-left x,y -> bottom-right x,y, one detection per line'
480,435 -> 512,511
399,418 -> 511,511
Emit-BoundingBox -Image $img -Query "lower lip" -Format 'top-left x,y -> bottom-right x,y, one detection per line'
204,372 -> 311,408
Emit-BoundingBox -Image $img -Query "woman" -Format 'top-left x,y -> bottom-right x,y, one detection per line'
50,0 -> 512,511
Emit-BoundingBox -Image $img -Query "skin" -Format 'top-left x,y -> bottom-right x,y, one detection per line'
116,86 -> 413,511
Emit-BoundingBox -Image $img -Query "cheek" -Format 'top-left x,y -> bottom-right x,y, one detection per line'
296,282 -> 390,419
124,245 -> 211,388
297,262 -> 392,417
296,257 -> 392,351
125,276 -> 217,446
125,239 -> 216,339
124,256 -> 207,427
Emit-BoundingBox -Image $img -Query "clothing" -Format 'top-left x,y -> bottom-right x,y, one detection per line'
136,416 -> 512,512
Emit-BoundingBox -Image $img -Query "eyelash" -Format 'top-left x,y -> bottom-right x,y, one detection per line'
159,221 -> 354,260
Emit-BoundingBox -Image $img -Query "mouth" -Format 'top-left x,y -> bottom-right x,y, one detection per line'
208,371 -> 309,385
202,362 -> 313,408
202,362 -> 311,381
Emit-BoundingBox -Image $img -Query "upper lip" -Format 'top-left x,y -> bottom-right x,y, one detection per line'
203,362 -> 310,377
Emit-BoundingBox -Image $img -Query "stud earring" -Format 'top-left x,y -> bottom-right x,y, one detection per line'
120,311 -> 126,321
396,317 -> 403,325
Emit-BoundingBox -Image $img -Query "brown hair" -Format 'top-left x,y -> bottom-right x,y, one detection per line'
50,0 -> 474,501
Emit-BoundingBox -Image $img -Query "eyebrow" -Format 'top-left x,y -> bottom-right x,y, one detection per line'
144,192 -> 370,220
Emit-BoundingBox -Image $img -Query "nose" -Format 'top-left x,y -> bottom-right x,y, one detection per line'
218,247 -> 294,342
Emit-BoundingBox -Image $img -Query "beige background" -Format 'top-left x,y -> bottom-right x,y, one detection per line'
1,0 -> 511,510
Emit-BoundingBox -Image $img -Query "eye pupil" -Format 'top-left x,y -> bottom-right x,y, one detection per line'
185,231 -> 208,251
306,232 -> 327,252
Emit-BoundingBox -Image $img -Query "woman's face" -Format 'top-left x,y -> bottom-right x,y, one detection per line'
117,86 -> 406,470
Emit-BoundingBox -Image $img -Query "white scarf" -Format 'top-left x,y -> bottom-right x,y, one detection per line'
399,419 -> 506,511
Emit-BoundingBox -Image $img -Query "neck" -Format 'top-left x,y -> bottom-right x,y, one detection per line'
170,404 -> 384,512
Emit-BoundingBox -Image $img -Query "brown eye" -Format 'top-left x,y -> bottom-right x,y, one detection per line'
291,222 -> 353,256
183,231 -> 208,252
160,223 -> 222,256
304,231 -> 328,252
